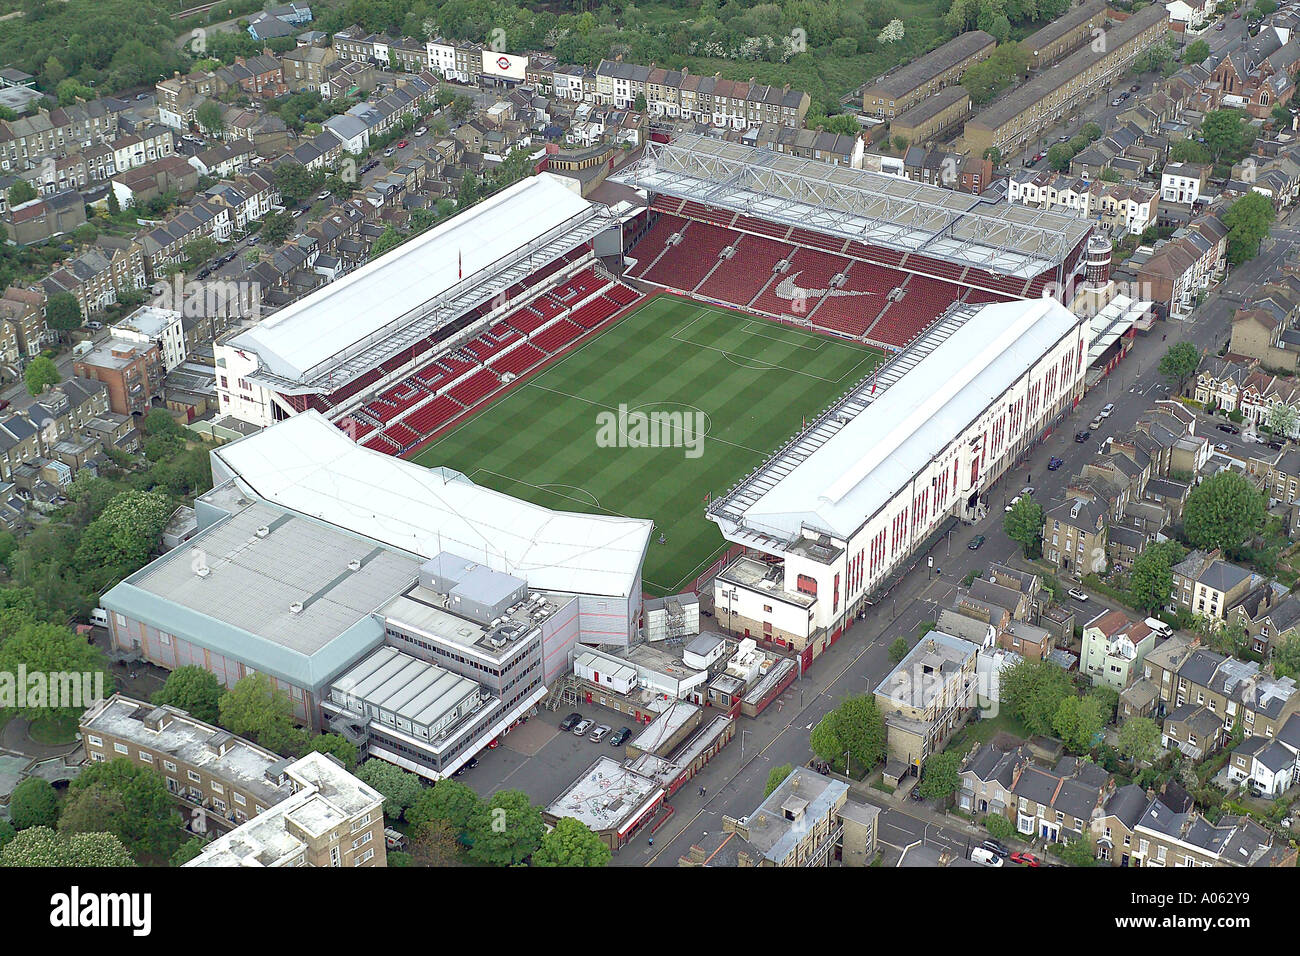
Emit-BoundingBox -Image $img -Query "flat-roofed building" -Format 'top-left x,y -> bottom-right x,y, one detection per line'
862,31 -> 996,119
874,630 -> 980,769
544,756 -> 664,852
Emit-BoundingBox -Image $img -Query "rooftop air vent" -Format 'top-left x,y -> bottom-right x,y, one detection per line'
347,559 -> 361,571
289,601 -> 303,614
256,526 -> 270,537
195,566 -> 210,578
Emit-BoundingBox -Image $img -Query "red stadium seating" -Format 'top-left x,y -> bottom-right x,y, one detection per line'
751,248 -> 850,318
641,221 -> 735,290
490,342 -> 547,376
628,214 -> 685,277
449,369 -> 500,407
808,261 -> 903,338
867,276 -> 964,349
403,395 -> 463,437
696,235 -> 792,307
533,319 -> 584,353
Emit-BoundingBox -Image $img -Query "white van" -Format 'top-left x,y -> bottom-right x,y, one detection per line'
971,847 -> 1004,866
89,608 -> 110,629
1145,617 -> 1172,638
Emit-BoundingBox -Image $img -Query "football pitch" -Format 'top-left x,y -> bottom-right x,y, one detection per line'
409,295 -> 884,596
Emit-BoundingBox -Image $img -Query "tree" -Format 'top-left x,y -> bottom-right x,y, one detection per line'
1183,470 -> 1266,551
763,764 -> 793,798
633,92 -> 647,112
0,819 -> 15,850
1269,402 -> 1299,439
302,733 -> 358,769
369,225 -> 405,259
170,837 -> 206,866
532,817 -> 611,867
1157,341 -> 1199,391
1184,39 -> 1210,65
260,211 -> 294,246
23,355 -> 60,396
809,695 -> 886,776
1170,139 -> 1212,164
1221,192 -> 1275,266
1081,122 -> 1103,142
408,819 -> 462,866
9,778 -> 60,830
1004,495 -> 1045,558
73,489 -> 172,591
355,760 -> 424,820
1273,632 -> 1300,681
1129,540 -> 1185,613
1272,102 -> 1294,131
218,672 -> 302,754
196,101 -> 225,137
63,758 -> 178,855
1001,660 -> 1074,736
465,789 -> 545,866
985,813 -> 1016,842
1055,832 -> 1097,866
1201,109 -> 1249,165
1052,695 -> 1105,754
0,827 -> 135,867
917,751 -> 962,802
7,178 -> 37,206
1046,142 -> 1074,172
888,636 -> 910,663
408,778 -> 482,836
1117,716 -> 1160,764
151,666 -> 222,723
0,620 -> 112,725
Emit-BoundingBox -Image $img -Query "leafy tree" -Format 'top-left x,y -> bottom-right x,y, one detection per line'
73,489 -> 172,591
632,92 -> 647,112
196,101 -> 225,137
1001,659 -> 1074,737
1184,39 -> 1210,65
408,819 -> 462,866
0,827 -> 135,867
1273,632 -> 1300,681
1170,139 -> 1212,164
917,751 -> 962,801
1055,832 -> 1097,866
170,837 -> 206,866
1117,716 -> 1160,764
302,733 -> 358,769
218,672 -> 302,754
1183,470 -> 1266,551
23,355 -> 60,395
888,636 -> 909,663
355,760 -> 424,820
9,778 -> 60,830
272,162 -> 319,206
763,764 -> 793,798
408,778 -> 482,836
465,789 -> 545,866
151,666 -> 223,723
532,817 -> 611,867
809,694 -> 886,775
0,819 -> 15,850
63,758 -> 178,855
1052,694 -> 1106,754
260,211 -> 295,246
985,813 -> 1016,842
1268,402 -> 1298,438
1004,495 -> 1045,558
7,179 -> 37,206
1046,142 -> 1074,172
1081,122 -> 1103,142
1222,192 -> 1275,266
0,620 -> 112,725
369,225 -> 405,259
1272,103 -> 1294,130
1201,109 -> 1250,165
1129,540 -> 1185,613
1157,341 -> 1199,390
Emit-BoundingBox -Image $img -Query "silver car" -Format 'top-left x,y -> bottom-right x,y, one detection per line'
572,719 -> 594,736
589,724 -> 611,742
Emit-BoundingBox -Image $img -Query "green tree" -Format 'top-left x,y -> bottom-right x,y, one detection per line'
1046,142 -> 1074,172
23,355 -> 60,395
7,178 -> 37,206
1273,632 -> 1300,680
355,760 -> 424,820
151,666 -> 223,723
260,210 -> 295,246
1052,694 -> 1106,754
888,636 -> 910,663
369,225 -> 405,259
763,764 -> 794,798
1201,109 -> 1249,165
1001,659 -> 1075,736
408,778 -> 481,836
1184,39 -> 1210,65
1221,192 -> 1275,266
633,92 -> 647,112
106,188 -> 121,216
0,819 -> 15,850
1157,341 -> 1199,391
408,819 -> 462,866
465,789 -> 545,866
1183,470 -> 1266,551
63,758 -> 179,855
73,489 -> 172,591
917,751 -> 962,802
196,101 -> 225,137
9,777 -> 60,830
809,694 -> 887,775
1129,540 -> 1185,613
302,733 -> 358,769
0,620 -> 112,725
0,827 -> 135,867
985,813 -> 1016,842
1055,832 -> 1097,866
1117,716 -> 1160,764
1081,122 -> 1103,142
1170,139 -> 1212,164
532,816 -> 611,866
218,672 -> 302,754
1004,495 -> 1045,558
170,837 -> 206,866
1268,402 -> 1298,438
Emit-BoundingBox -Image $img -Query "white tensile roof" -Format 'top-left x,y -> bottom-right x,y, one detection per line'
728,298 -> 1084,541
214,411 -> 652,598
231,173 -> 590,381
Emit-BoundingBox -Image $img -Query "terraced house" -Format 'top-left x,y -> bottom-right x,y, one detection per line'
0,98 -> 129,173
42,237 -> 148,315
595,60 -> 811,129
862,30 -> 995,119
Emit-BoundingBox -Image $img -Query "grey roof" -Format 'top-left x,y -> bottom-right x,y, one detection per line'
866,31 -> 996,99
1104,784 -> 1150,830
1199,560 -> 1252,593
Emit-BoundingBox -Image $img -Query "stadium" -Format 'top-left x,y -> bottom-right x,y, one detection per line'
212,138 -> 1095,635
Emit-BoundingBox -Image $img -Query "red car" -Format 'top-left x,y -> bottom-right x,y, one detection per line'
397,140 -> 409,148
1010,851 -> 1041,867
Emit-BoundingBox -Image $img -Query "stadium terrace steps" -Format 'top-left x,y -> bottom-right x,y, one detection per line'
691,234 -> 790,307
449,369 -> 500,407
806,261 -> 902,338
532,318 -> 585,353
750,247 -> 850,318
627,213 -> 684,278
490,342 -> 547,376
866,275 -> 966,350
642,221 -> 734,289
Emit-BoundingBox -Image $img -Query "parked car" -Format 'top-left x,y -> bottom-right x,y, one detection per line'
86,320 -> 103,331
609,726 -> 633,747
414,126 -> 427,137
397,139 -> 409,149
1217,22 -> 1226,29
1217,423 -> 1240,435
558,712 -> 583,731
968,534 -> 986,550
1110,97 -> 1122,106
589,724 -> 611,742
1005,495 -> 1021,512
383,147 -> 396,157
0,399 -> 9,412
1269,440 -> 1286,451
1047,456 -> 1064,470
452,756 -> 479,776
572,719 -> 594,736
1089,416 -> 1102,430
1068,588 -> 1089,602
981,839 -> 1010,859
910,783 -> 924,801
1100,403 -> 1114,418
1020,486 -> 1034,497
971,847 -> 1005,866
1010,851 -> 1042,866
1075,430 -> 1090,442
317,190 -> 331,201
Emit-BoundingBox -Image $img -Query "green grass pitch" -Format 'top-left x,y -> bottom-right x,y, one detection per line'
409,294 -> 884,596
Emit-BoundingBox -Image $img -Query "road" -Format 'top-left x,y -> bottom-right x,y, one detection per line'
618,199 -> 1300,867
